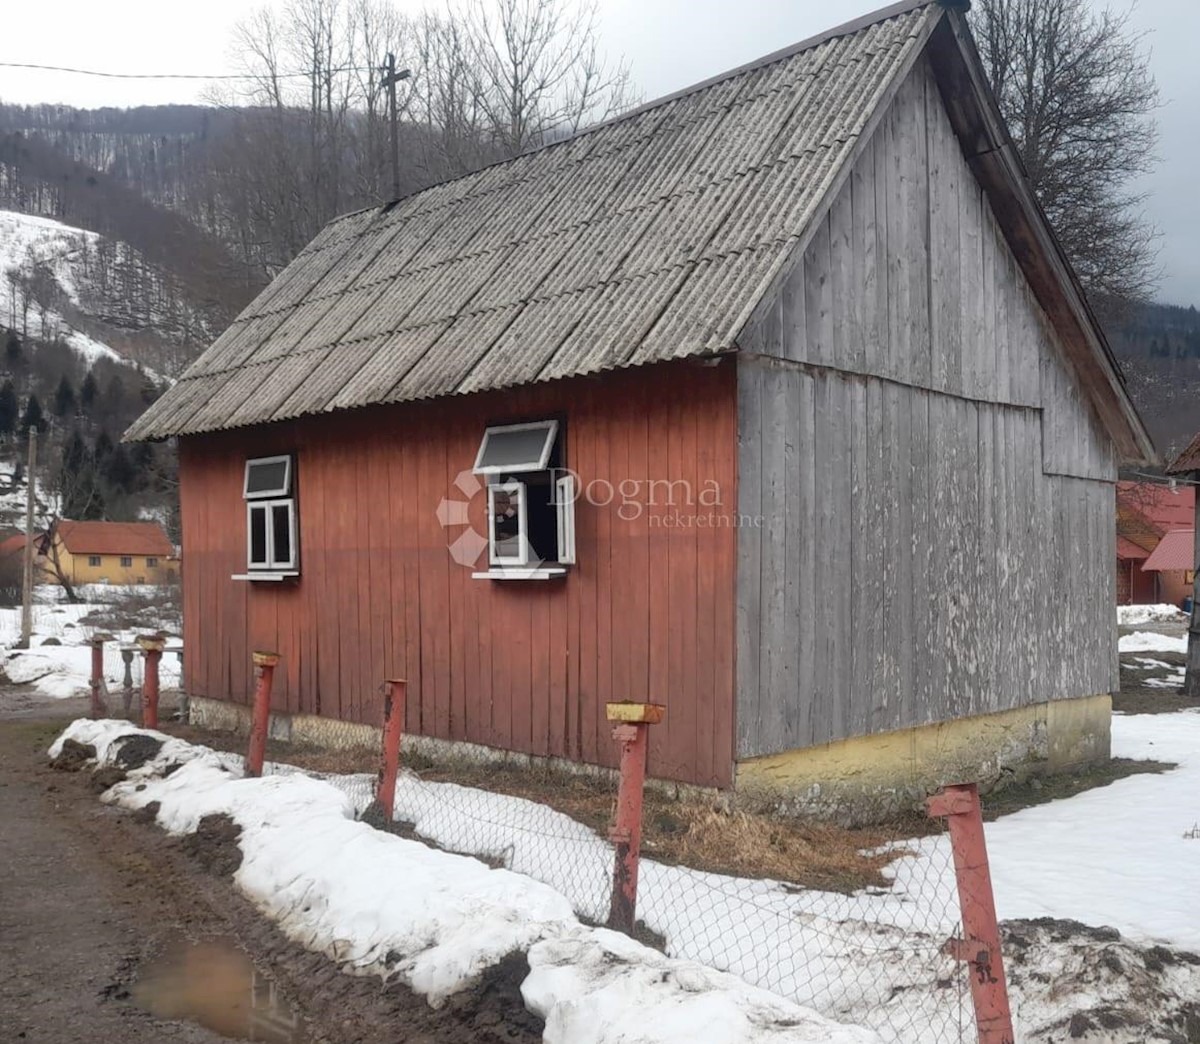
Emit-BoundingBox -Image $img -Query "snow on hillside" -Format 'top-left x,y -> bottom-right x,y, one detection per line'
0,210 -> 133,366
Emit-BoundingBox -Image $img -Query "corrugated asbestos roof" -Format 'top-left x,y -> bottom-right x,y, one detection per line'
1168,432 -> 1200,475
126,1 -> 938,441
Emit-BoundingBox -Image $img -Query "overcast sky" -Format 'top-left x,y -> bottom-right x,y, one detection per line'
1,0 -> 1196,305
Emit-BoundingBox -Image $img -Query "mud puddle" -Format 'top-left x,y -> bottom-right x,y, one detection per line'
133,936 -> 307,1042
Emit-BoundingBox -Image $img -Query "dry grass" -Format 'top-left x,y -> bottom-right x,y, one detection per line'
161,722 -> 917,893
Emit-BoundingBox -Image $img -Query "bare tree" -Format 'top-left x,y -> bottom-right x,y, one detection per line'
971,0 -> 1160,306
413,12 -> 494,177
209,0 -> 636,274
462,0 -> 636,156
25,256 -> 63,342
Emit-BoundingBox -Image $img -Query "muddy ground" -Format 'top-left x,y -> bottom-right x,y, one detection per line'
0,697 -> 540,1044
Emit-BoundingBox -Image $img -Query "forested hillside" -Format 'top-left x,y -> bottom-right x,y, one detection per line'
0,208 -> 177,535
1104,301 -> 1200,460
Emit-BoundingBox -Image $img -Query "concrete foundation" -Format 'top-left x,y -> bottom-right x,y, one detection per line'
735,694 -> 1112,822
188,695 -> 708,801
190,692 -> 1111,821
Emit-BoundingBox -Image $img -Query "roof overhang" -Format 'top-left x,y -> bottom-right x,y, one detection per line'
1141,529 -> 1195,572
925,13 -> 1157,466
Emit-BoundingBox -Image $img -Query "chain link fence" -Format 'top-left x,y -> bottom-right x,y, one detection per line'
296,757 -> 974,1043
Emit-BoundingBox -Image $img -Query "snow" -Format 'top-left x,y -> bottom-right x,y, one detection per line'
1117,630 -> 1188,654
51,719 -> 881,1044
890,711 -> 1200,950
523,931 -> 877,1044
0,210 -> 128,366
48,709 -> 1200,1042
1117,603 -> 1186,625
0,588 -> 180,697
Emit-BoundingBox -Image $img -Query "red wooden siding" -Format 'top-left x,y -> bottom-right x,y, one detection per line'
178,359 -> 738,787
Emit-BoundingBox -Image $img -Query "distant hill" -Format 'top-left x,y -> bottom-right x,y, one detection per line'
0,209 -> 203,376
1103,301 -> 1200,461
0,103 -> 261,348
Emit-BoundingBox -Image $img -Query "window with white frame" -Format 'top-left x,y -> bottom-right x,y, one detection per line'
474,420 -> 575,569
244,455 -> 298,572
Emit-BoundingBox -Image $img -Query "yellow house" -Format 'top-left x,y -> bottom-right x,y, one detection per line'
43,520 -> 177,586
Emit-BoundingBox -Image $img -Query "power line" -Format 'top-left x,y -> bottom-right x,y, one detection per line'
0,60 -> 378,81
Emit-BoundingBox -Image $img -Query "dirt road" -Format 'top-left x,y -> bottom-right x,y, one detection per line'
0,698 -> 540,1044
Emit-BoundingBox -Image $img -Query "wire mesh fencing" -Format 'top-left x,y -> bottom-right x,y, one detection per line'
309,757 -> 974,1044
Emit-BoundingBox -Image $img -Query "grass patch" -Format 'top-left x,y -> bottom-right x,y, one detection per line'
982,757 -> 1174,820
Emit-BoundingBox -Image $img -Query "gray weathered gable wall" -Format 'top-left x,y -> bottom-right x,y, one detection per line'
735,55 -> 1118,759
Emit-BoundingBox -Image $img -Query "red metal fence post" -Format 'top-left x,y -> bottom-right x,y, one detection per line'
605,701 -> 665,934
88,634 -> 110,719
245,651 -> 280,778
926,782 -> 1015,1044
136,635 -> 165,729
376,679 -> 407,820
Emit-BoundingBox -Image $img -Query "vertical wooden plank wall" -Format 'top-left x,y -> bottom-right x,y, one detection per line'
734,55 -> 1119,757
179,360 -> 738,787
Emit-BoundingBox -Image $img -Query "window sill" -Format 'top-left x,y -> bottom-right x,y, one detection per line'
231,571 -> 300,582
471,567 -> 569,581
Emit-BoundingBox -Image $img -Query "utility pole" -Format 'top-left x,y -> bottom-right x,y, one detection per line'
19,426 -> 36,649
379,53 -> 411,201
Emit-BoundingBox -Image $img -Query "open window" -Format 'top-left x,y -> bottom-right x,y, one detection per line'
241,454 -> 298,578
474,421 -> 574,578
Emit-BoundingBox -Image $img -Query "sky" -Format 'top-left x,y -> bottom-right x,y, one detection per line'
0,0 -> 1196,305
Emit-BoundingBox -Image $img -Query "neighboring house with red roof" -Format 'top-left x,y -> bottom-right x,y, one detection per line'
0,533 -> 51,587
1116,482 -> 1195,605
40,520 -> 177,587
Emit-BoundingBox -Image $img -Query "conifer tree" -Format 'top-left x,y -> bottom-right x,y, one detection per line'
53,375 -> 76,417
0,380 -> 18,436
20,394 -> 44,437
80,371 -> 98,410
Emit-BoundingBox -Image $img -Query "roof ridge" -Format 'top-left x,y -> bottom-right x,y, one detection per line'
316,0 -> 937,230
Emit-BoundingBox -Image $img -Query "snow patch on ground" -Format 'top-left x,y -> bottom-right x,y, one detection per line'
1131,658 -> 1176,670
892,712 -> 1200,952
524,930 -> 876,1044
0,588 -> 180,697
47,711 -> 1200,1043
51,719 -> 881,1044
1117,603 -> 1186,626
1117,631 -> 1188,654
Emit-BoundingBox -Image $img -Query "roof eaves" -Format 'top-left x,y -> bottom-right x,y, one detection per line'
1167,431 -> 1200,474
928,11 -> 1158,467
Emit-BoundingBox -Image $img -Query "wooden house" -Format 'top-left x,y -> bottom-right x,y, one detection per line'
126,0 -> 1154,814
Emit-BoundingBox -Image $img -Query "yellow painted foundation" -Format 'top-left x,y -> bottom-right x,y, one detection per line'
736,694 -> 1112,822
